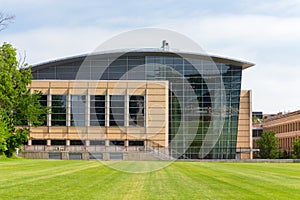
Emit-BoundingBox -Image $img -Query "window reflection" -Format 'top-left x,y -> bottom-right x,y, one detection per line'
129,95 -> 145,127
51,95 -> 66,126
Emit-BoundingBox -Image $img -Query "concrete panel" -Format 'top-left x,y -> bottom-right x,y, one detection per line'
50,89 -> 68,94
50,81 -> 69,88
127,82 -> 147,89
237,90 -> 252,159
69,81 -> 89,88
88,88 -> 106,94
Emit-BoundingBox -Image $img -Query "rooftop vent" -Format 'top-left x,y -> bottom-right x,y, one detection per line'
161,40 -> 170,51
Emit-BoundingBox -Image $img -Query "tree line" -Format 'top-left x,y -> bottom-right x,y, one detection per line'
0,13 -> 48,157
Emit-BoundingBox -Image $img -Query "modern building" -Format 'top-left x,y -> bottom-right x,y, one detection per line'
21,47 -> 254,160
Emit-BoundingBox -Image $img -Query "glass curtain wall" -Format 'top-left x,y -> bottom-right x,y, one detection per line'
110,95 -> 125,126
70,95 -> 86,126
129,95 -> 145,127
38,95 -> 48,126
143,56 -> 241,159
51,95 -> 67,126
90,95 -> 105,126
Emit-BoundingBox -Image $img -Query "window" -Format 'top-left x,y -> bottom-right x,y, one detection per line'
110,140 -> 124,146
51,140 -> 66,145
38,95 -> 48,126
89,153 -> 103,160
70,95 -> 86,126
90,140 -> 105,146
32,140 -> 47,145
110,95 -> 124,126
70,140 -> 85,145
129,95 -> 145,126
69,153 -> 82,160
109,153 -> 123,160
49,153 -> 62,160
90,95 -> 105,126
51,95 -> 66,126
129,140 -> 144,146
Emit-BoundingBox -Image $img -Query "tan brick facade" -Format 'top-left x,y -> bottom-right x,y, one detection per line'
29,80 -> 169,147
264,111 -> 300,153
23,81 -> 252,160
237,90 -> 252,159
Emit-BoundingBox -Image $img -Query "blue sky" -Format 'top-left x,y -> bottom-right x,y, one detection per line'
1,0 -> 300,113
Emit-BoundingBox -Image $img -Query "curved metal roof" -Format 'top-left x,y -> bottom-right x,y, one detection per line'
32,48 -> 254,71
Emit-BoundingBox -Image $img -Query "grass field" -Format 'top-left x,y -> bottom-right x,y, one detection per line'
0,159 -> 300,200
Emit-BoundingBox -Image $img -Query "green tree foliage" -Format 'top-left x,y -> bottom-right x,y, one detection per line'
0,43 -> 48,157
256,131 -> 279,159
0,114 -> 10,153
293,138 -> 300,159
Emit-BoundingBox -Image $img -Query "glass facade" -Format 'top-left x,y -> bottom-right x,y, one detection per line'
110,95 -> 125,126
129,95 -> 145,127
90,95 -> 105,126
71,95 -> 86,126
51,95 -> 66,126
38,95 -> 48,126
32,52 -> 243,159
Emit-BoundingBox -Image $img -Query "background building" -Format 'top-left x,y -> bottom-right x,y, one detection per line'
252,111 -> 300,158
263,111 -> 300,156
21,49 -> 254,160
252,112 -> 263,140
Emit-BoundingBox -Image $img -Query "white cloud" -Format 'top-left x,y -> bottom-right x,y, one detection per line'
243,63 -> 300,113
158,14 -> 300,54
242,0 -> 300,17
1,27 -> 120,64
154,14 -> 300,113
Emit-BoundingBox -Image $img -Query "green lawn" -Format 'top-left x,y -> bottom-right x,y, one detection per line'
0,159 -> 300,200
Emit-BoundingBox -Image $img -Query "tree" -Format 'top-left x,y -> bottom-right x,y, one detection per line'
0,12 -> 15,31
0,43 -> 48,157
293,138 -> 300,159
256,131 -> 279,159
0,114 -> 10,153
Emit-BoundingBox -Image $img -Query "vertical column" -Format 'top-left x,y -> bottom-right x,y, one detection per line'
105,139 -> 109,147
48,87 -> 51,146
125,89 -> 129,127
86,91 -> 90,127
66,92 -> 71,127
145,88 -> 148,128
165,81 -> 169,147
105,89 -> 110,127
124,140 -> 129,147
48,89 -> 52,127
248,90 -> 253,159
85,140 -> 90,147
47,139 -> 51,146
105,89 -> 109,146
86,90 -> 90,145
145,88 -> 148,150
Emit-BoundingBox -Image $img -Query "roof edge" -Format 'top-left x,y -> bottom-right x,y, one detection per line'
32,48 -> 255,70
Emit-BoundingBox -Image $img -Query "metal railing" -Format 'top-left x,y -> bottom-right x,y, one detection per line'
22,145 -> 149,152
